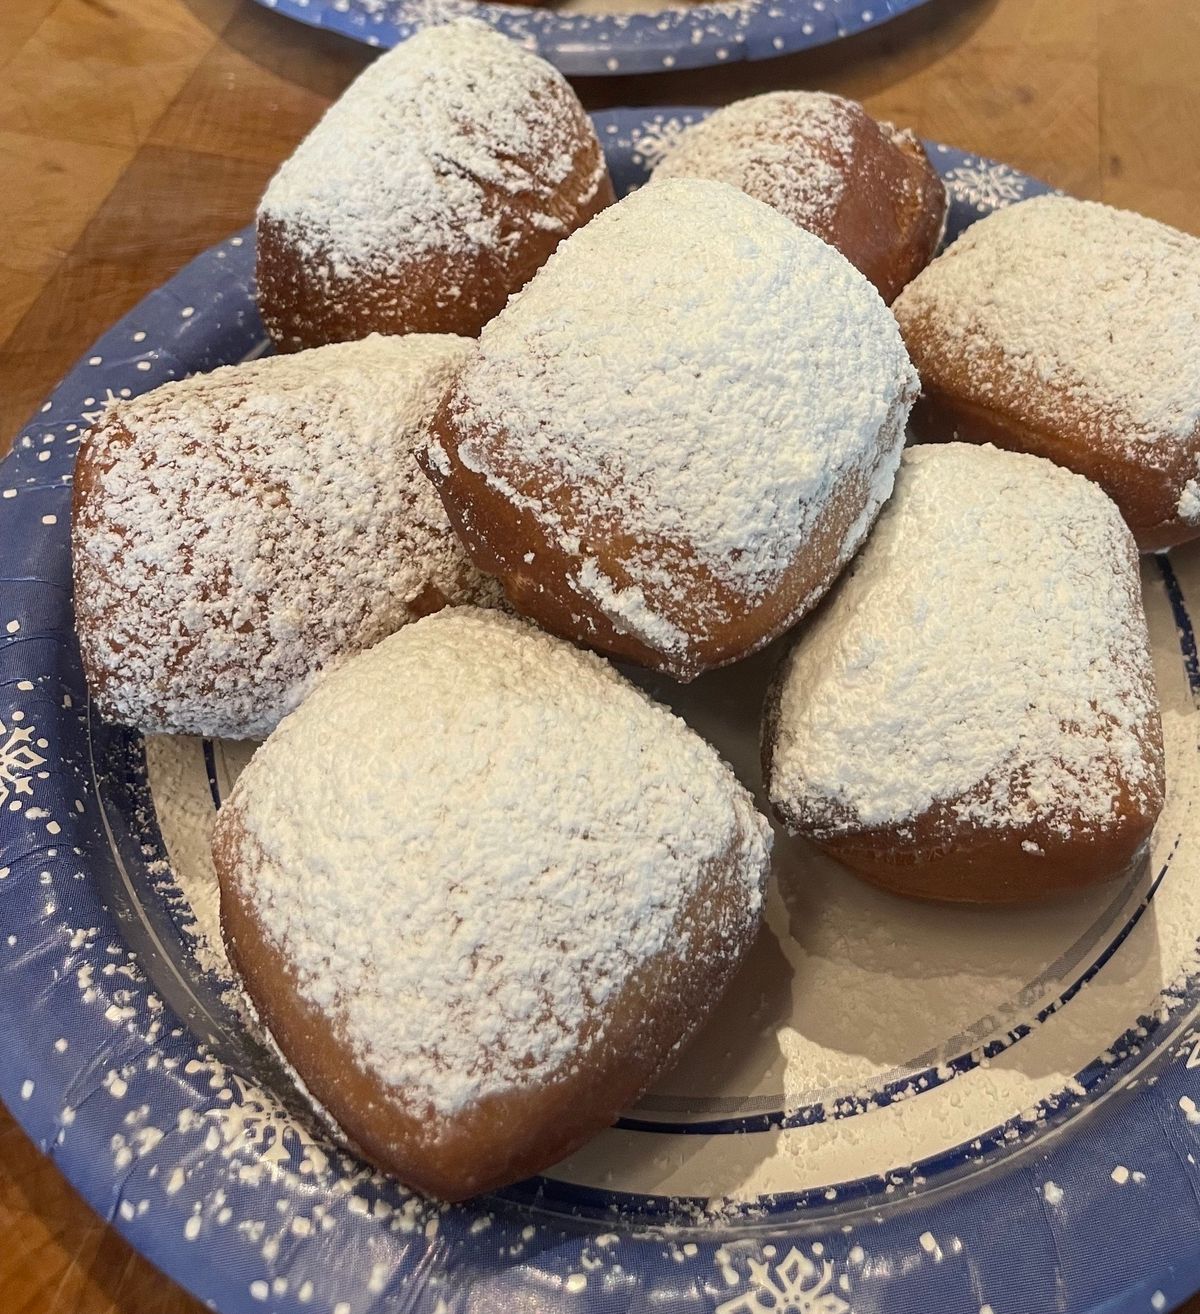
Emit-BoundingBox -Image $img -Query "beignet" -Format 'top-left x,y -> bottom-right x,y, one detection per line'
764,442 -> 1165,903
424,177 -> 918,682
653,92 -> 947,303
73,334 -> 496,739
257,20 -> 614,350
894,194 -> 1200,550
214,608 -> 771,1200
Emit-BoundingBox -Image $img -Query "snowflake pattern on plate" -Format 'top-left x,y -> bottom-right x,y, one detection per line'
0,720 -> 45,810
716,1248 -> 850,1314
624,114 -> 699,169
942,157 -> 1049,214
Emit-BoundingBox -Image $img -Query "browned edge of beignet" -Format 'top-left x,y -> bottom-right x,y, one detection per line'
257,159 -> 615,353
827,120 -> 947,304
419,411 -> 905,682
216,808 -> 759,1201
809,771 -> 1157,903
902,326 -> 1200,552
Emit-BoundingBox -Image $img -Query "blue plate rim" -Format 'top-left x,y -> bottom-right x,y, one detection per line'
249,0 -> 935,76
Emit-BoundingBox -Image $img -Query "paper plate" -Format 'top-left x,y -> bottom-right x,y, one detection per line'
4,108 -> 1200,1314
250,0 -> 933,76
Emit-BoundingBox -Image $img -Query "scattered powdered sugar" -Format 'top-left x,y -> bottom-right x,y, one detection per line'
221,608 -> 771,1117
893,194 -> 1200,449
768,443 -> 1163,834
74,333 -> 499,739
1178,460 -> 1200,523
259,20 -> 606,270
143,735 -> 252,984
651,92 -> 856,229
438,177 -> 915,648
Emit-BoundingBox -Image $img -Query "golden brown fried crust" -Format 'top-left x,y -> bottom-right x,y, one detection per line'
817,117 -> 947,304
809,812 -> 1157,904
903,375 -> 1200,552
771,770 -> 1161,905
659,102 -> 946,304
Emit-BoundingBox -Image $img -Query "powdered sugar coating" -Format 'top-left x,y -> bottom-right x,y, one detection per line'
768,443 -> 1162,835
433,177 -> 916,656
73,334 -> 497,739
652,92 -> 856,228
221,608 -> 771,1117
259,20 -> 607,272
893,195 -> 1200,448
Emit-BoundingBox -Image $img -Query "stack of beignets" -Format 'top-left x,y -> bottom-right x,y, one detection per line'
68,36 -> 1186,1204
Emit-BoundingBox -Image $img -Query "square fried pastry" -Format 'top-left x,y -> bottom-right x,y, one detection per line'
215,609 -> 771,1199
764,442 -> 1165,903
894,195 -> 1200,550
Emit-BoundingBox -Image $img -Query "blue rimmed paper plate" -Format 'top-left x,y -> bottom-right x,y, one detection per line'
251,0 -> 933,76
4,107 -> 1200,1314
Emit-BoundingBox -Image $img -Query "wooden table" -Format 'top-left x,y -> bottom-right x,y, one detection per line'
1,0 -> 1198,1308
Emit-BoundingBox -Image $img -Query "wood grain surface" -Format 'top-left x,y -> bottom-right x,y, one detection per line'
1,0 -> 1198,1309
